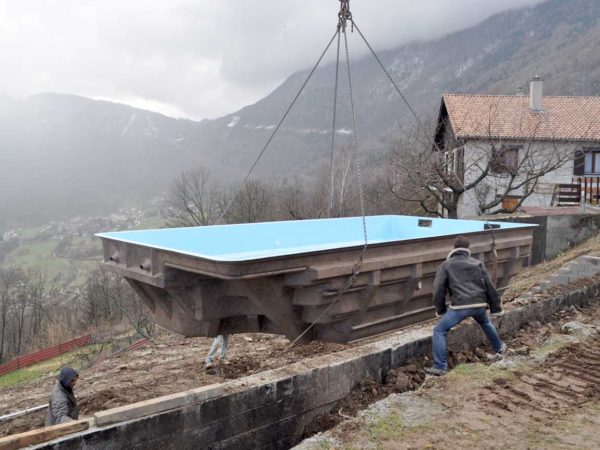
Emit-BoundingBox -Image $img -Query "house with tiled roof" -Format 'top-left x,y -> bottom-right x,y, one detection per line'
433,77 -> 600,218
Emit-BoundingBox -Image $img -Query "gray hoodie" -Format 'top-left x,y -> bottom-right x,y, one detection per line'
46,367 -> 78,426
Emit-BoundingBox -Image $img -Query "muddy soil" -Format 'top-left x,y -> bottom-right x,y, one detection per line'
301,293 -> 600,440
0,334 -> 348,437
297,300 -> 600,450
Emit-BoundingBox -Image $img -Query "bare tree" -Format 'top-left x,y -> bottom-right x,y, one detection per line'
330,144 -> 356,217
388,119 -> 574,218
0,268 -> 61,359
223,179 -> 277,224
166,167 -> 221,227
84,269 -> 155,339
0,269 -> 20,362
278,175 -> 331,220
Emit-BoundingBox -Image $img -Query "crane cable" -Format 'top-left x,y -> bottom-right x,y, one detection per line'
216,29 -> 340,224
230,3 -> 371,371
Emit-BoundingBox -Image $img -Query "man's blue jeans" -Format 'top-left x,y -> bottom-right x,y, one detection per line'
433,307 -> 503,370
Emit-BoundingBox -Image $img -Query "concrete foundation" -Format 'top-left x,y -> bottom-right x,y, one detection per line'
481,212 -> 600,264
34,281 -> 600,450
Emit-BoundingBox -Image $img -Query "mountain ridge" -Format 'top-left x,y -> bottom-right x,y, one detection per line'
1,0 -> 598,226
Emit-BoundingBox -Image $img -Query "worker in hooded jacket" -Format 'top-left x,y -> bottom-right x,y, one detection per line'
425,235 -> 506,376
46,367 -> 79,425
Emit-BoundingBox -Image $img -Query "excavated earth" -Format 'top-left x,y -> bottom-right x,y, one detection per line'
297,296 -> 600,450
0,263 -> 599,441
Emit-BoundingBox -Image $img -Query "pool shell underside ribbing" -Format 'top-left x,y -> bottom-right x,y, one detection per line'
96,215 -> 536,343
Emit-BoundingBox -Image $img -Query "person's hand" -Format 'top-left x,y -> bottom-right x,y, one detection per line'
491,310 -> 505,317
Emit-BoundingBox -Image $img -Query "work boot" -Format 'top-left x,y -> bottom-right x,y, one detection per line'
424,366 -> 448,376
487,342 -> 507,361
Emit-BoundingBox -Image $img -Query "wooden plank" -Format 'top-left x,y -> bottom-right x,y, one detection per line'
0,420 -> 89,450
94,384 -> 223,427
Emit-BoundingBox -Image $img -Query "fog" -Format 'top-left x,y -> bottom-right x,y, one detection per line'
0,0 -> 544,120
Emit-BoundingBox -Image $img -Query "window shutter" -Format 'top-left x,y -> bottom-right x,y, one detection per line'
573,149 -> 585,176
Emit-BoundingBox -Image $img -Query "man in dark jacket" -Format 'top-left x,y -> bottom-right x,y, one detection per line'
46,367 -> 79,425
425,236 -> 506,376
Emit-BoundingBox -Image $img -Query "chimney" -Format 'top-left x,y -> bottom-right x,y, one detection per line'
516,85 -> 524,96
529,75 -> 543,111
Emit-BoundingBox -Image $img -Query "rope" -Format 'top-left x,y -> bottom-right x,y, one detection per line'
342,23 -> 369,255
216,29 -> 340,223
280,21 -> 370,351
239,3 -> 373,372
352,21 -> 422,126
486,220 -> 499,284
329,31 -> 342,217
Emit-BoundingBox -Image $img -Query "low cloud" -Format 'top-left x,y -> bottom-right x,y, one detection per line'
0,0 -> 545,119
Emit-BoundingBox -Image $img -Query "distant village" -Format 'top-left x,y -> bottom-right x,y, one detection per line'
1,206 -> 160,244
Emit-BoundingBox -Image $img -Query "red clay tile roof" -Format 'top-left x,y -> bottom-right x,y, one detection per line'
442,94 -> 600,142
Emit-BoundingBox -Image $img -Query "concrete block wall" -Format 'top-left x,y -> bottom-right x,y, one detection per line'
34,281 -> 600,450
534,253 -> 600,291
481,212 -> 600,264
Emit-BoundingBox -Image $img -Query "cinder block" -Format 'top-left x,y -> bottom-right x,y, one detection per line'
551,275 -> 570,285
580,256 -> 600,266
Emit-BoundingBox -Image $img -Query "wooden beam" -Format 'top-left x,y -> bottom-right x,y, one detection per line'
94,384 -> 223,427
0,420 -> 90,450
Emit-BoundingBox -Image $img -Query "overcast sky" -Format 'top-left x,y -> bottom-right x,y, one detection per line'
0,0 -> 545,120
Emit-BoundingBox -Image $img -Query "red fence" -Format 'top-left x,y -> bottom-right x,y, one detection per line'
0,335 -> 92,377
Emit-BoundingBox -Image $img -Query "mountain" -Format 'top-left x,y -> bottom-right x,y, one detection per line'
0,94 -> 204,225
207,0 -> 600,176
0,0 -> 598,226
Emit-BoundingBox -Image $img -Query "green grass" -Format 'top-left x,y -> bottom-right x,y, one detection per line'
532,335 -> 574,360
0,236 -> 103,287
366,412 -> 405,443
17,225 -> 45,239
0,344 -> 102,388
1,240 -> 70,279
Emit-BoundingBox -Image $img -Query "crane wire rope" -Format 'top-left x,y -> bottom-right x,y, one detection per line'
269,5 -> 369,353
238,3 -> 372,372
328,31 -> 342,217
216,29 -> 339,224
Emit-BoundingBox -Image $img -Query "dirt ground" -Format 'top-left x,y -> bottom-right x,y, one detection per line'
0,333 -> 349,436
296,300 -> 600,450
0,235 -> 599,439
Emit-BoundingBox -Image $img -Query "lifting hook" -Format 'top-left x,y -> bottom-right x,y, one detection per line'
338,0 -> 353,32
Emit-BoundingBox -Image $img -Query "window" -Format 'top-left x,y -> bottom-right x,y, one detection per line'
575,148 -> 600,175
584,148 -> 600,175
443,147 -> 464,176
491,146 -> 520,174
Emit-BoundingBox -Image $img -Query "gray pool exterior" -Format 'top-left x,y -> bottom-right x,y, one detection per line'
97,215 -> 536,342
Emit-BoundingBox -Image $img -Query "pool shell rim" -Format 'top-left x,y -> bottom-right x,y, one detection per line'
96,216 -> 537,266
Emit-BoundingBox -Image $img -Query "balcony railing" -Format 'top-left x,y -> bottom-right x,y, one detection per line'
573,176 -> 600,205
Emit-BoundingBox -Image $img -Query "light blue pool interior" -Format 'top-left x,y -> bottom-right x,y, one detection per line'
96,215 -> 535,262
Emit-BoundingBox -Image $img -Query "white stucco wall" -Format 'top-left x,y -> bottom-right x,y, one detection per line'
457,140 -> 580,218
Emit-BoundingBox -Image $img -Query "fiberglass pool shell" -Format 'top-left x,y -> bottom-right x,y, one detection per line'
96,215 -> 536,343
